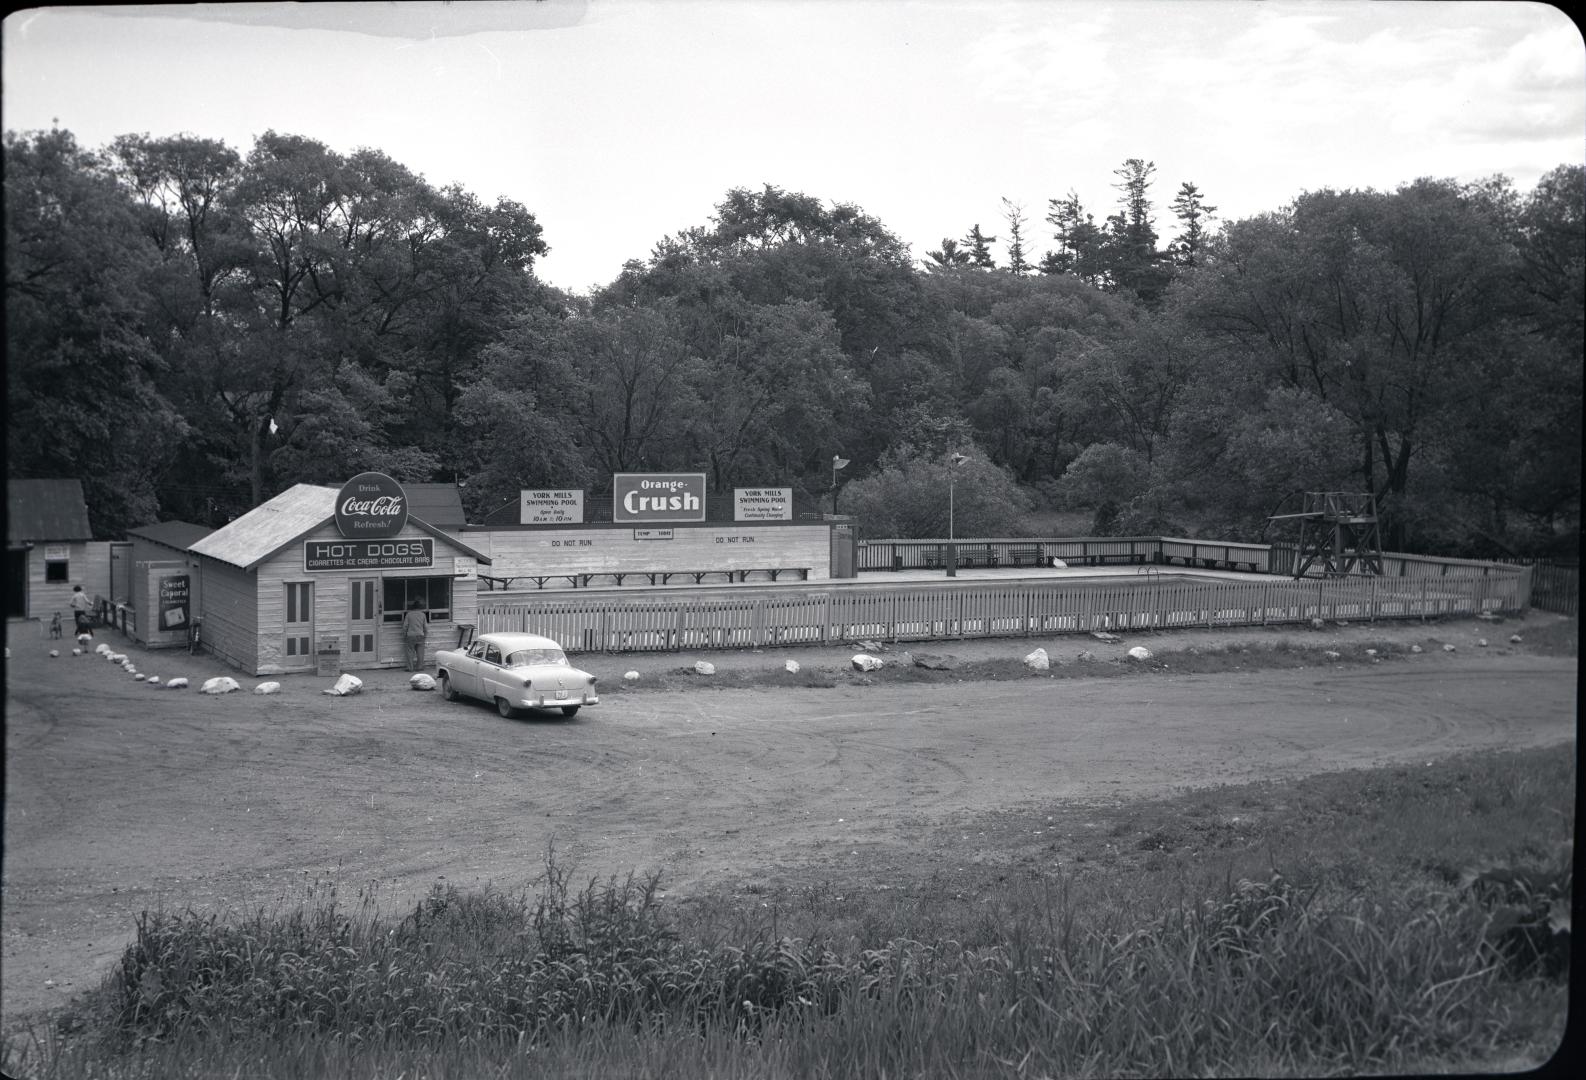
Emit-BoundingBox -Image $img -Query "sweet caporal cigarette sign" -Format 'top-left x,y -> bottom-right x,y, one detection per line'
612,473 -> 707,523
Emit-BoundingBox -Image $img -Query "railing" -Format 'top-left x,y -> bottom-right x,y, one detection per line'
477,570 -> 1529,655
859,537 -> 1159,571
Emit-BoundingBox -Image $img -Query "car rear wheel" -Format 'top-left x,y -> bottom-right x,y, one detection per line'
496,697 -> 519,719
561,705 -> 580,717
439,673 -> 458,702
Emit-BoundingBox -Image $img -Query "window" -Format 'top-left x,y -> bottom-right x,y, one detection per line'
382,576 -> 452,623
45,559 -> 68,583
484,644 -> 502,665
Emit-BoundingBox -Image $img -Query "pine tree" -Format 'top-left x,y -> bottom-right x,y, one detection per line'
925,237 -> 972,270
1002,197 -> 1031,275
1167,181 -> 1217,268
962,224 -> 998,269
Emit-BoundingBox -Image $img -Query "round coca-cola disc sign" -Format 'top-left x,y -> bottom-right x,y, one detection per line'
334,472 -> 409,539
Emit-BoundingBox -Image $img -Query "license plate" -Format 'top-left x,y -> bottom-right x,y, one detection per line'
555,690 -> 567,699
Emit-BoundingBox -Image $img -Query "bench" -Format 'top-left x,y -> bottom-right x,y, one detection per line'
1009,543 -> 1045,567
923,545 -> 998,569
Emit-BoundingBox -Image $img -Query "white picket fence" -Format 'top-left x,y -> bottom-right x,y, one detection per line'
477,568 -> 1531,655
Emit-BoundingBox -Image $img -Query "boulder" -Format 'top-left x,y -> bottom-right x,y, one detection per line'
693,660 -> 716,676
201,676 -> 241,695
165,677 -> 189,689
145,677 -> 161,686
784,659 -> 800,674
1410,645 -> 1423,654
71,648 -> 83,656
409,673 -> 436,691
1365,649 -> 1378,657
913,653 -> 957,671
1443,644 -> 1457,653
1309,618 -> 1325,630
623,670 -> 641,682
48,649 -> 59,658
1509,634 -> 1523,644
134,674 -> 147,681
851,654 -> 884,672
254,681 -> 283,695
1127,646 -> 1152,661
323,673 -> 363,696
1023,648 -> 1050,671
95,643 -> 111,656
1477,638 -> 1489,648
1049,557 -> 1068,568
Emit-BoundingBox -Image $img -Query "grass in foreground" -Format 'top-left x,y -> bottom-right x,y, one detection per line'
3,746 -> 1571,1080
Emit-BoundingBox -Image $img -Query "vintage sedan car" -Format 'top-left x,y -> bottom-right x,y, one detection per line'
434,632 -> 599,718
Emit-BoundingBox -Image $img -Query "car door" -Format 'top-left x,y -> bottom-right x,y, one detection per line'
478,641 -> 506,703
452,640 -> 487,700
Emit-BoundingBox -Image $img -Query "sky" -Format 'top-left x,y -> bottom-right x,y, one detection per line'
3,0 -> 1582,293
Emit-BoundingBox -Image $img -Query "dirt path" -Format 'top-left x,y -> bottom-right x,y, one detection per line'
3,615 -> 1576,1029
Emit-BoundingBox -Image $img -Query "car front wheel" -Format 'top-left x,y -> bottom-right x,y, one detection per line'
439,673 -> 458,701
561,705 -> 580,717
496,697 -> 519,719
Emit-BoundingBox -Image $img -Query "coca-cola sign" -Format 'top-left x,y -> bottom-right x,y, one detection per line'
334,472 -> 409,539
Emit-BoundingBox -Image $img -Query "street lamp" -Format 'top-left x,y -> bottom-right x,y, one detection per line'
831,454 -> 849,515
948,453 -> 969,540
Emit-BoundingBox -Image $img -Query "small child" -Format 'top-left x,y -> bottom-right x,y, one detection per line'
49,612 -> 63,639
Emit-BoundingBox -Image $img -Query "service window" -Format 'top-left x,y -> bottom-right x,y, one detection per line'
45,559 -> 69,583
382,576 -> 452,623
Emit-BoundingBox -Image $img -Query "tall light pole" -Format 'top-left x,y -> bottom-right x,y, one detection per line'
948,453 -> 968,539
947,453 -> 968,576
831,454 -> 849,515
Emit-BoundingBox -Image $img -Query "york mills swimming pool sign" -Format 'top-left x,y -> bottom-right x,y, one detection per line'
612,473 -> 707,523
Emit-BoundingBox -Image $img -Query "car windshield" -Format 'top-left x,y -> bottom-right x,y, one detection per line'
505,648 -> 569,667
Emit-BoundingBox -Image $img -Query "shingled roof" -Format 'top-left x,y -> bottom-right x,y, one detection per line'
127,521 -> 215,552
188,483 -> 489,570
404,483 -> 467,527
7,479 -> 93,544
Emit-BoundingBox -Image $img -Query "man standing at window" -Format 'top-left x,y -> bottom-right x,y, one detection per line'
402,599 -> 429,672
69,585 -> 93,635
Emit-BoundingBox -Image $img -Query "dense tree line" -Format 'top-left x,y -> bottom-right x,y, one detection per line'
6,127 -> 1580,556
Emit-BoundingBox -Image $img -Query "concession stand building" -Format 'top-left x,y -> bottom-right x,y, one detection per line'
187,476 -> 489,676
6,478 -> 105,622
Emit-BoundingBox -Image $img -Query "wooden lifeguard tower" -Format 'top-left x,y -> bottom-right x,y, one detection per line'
1268,492 -> 1384,578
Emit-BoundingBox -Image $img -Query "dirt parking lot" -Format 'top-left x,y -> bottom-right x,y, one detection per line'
3,614 -> 1576,1029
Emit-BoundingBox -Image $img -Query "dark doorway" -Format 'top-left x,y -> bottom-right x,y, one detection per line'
7,549 -> 28,618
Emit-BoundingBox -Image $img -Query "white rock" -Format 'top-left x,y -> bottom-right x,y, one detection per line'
408,673 -> 436,691
623,670 -> 640,681
1023,648 -> 1050,670
201,676 -> 241,694
1477,638 -> 1489,648
851,654 -> 884,672
146,678 -> 163,687
323,673 -> 363,696
95,643 -> 111,655
1049,557 -> 1068,568
1309,618 -> 1325,629
1410,645 -> 1423,654
1365,649 -> 1377,657
1509,634 -> 1523,644
134,674 -> 146,681
48,650 -> 59,658
1126,646 -> 1152,661
784,659 -> 800,674
1443,644 -> 1457,653
254,681 -> 282,695
71,648 -> 83,656
166,677 -> 189,689
693,661 -> 716,676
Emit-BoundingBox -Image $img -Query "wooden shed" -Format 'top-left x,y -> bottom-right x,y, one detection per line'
123,521 -> 213,648
186,483 -> 491,676
5,479 -> 106,622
